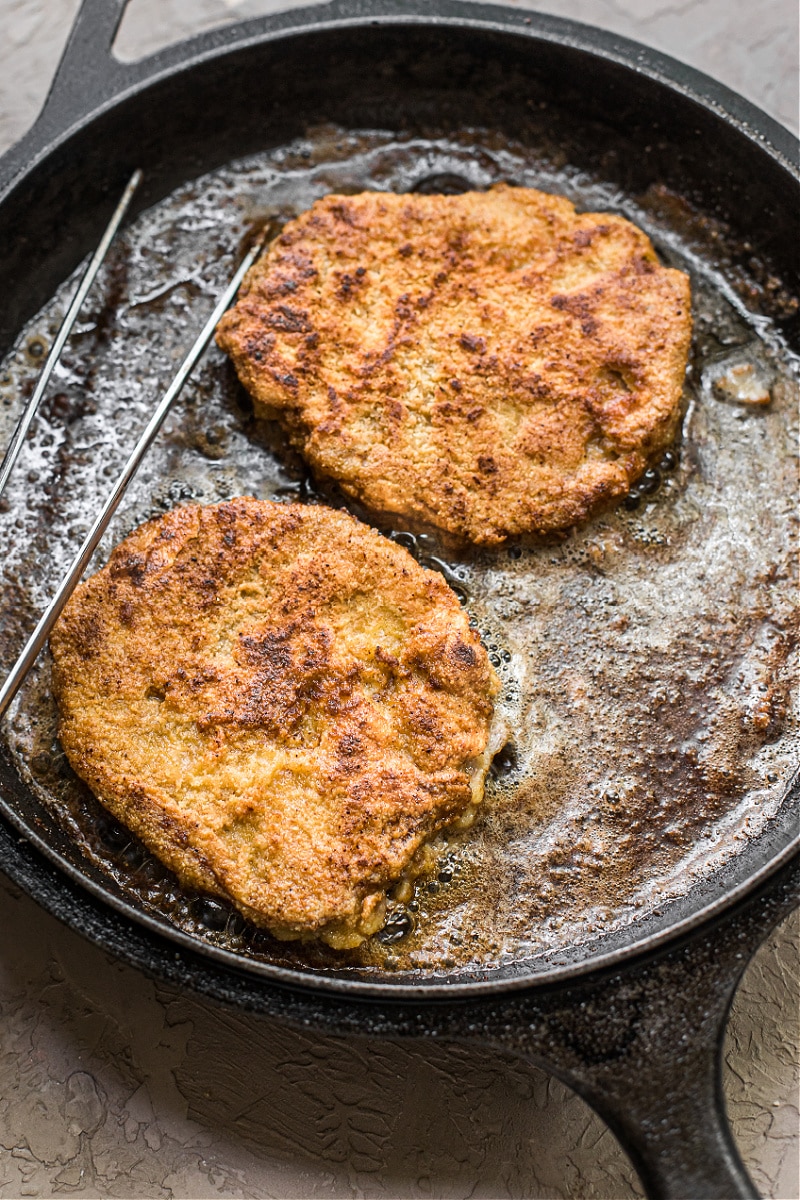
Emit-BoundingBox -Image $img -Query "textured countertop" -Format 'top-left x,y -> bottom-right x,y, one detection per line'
0,2 -> 798,1197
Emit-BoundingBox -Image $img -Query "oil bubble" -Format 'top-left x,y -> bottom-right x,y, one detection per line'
375,912 -> 414,943
193,897 -> 231,930
390,530 -> 417,550
640,467 -> 661,494
99,819 -> 131,851
412,173 -> 472,195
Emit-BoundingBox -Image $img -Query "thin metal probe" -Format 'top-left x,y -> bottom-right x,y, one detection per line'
0,232 -> 265,719
0,169 -> 143,500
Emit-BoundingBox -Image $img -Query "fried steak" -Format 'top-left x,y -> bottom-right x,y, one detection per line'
217,184 -> 692,544
50,499 -> 500,947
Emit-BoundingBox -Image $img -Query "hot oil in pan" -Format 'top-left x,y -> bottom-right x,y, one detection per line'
0,129 -> 797,976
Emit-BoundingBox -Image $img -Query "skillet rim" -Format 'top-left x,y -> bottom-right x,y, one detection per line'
1,0 -> 798,204
0,0 -> 797,1000
0,769 -> 798,1000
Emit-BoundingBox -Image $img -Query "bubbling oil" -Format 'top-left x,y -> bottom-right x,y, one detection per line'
0,127 -> 797,977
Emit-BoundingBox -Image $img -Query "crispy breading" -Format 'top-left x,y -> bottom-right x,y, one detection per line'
50,499 -> 500,947
217,184 -> 692,544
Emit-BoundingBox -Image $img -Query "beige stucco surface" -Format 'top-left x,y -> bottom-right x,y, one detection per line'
0,2 -> 797,1197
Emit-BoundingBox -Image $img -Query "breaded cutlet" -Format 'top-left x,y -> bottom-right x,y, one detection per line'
50,498 -> 501,948
217,184 -> 692,545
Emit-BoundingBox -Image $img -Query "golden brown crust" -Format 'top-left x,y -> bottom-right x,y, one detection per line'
216,185 -> 692,545
50,499 -> 500,946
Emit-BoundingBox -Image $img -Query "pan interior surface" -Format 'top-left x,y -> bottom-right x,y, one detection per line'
0,122 -> 797,987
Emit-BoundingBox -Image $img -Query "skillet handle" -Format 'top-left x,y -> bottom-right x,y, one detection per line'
546,962 -> 759,1199
476,857 -> 798,1200
29,0 -> 134,139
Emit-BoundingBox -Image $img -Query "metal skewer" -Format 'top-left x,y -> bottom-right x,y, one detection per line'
0,232 -> 266,719
0,169 -> 143,501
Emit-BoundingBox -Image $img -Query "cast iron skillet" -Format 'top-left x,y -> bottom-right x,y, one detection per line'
0,2 -> 798,1196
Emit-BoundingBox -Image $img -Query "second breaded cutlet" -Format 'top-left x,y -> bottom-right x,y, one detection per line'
50,499 -> 501,948
216,184 -> 692,545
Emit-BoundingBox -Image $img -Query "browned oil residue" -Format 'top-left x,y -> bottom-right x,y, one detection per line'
0,127 -> 796,979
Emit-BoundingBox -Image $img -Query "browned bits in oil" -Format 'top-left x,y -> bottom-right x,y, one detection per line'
0,127 -> 795,979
